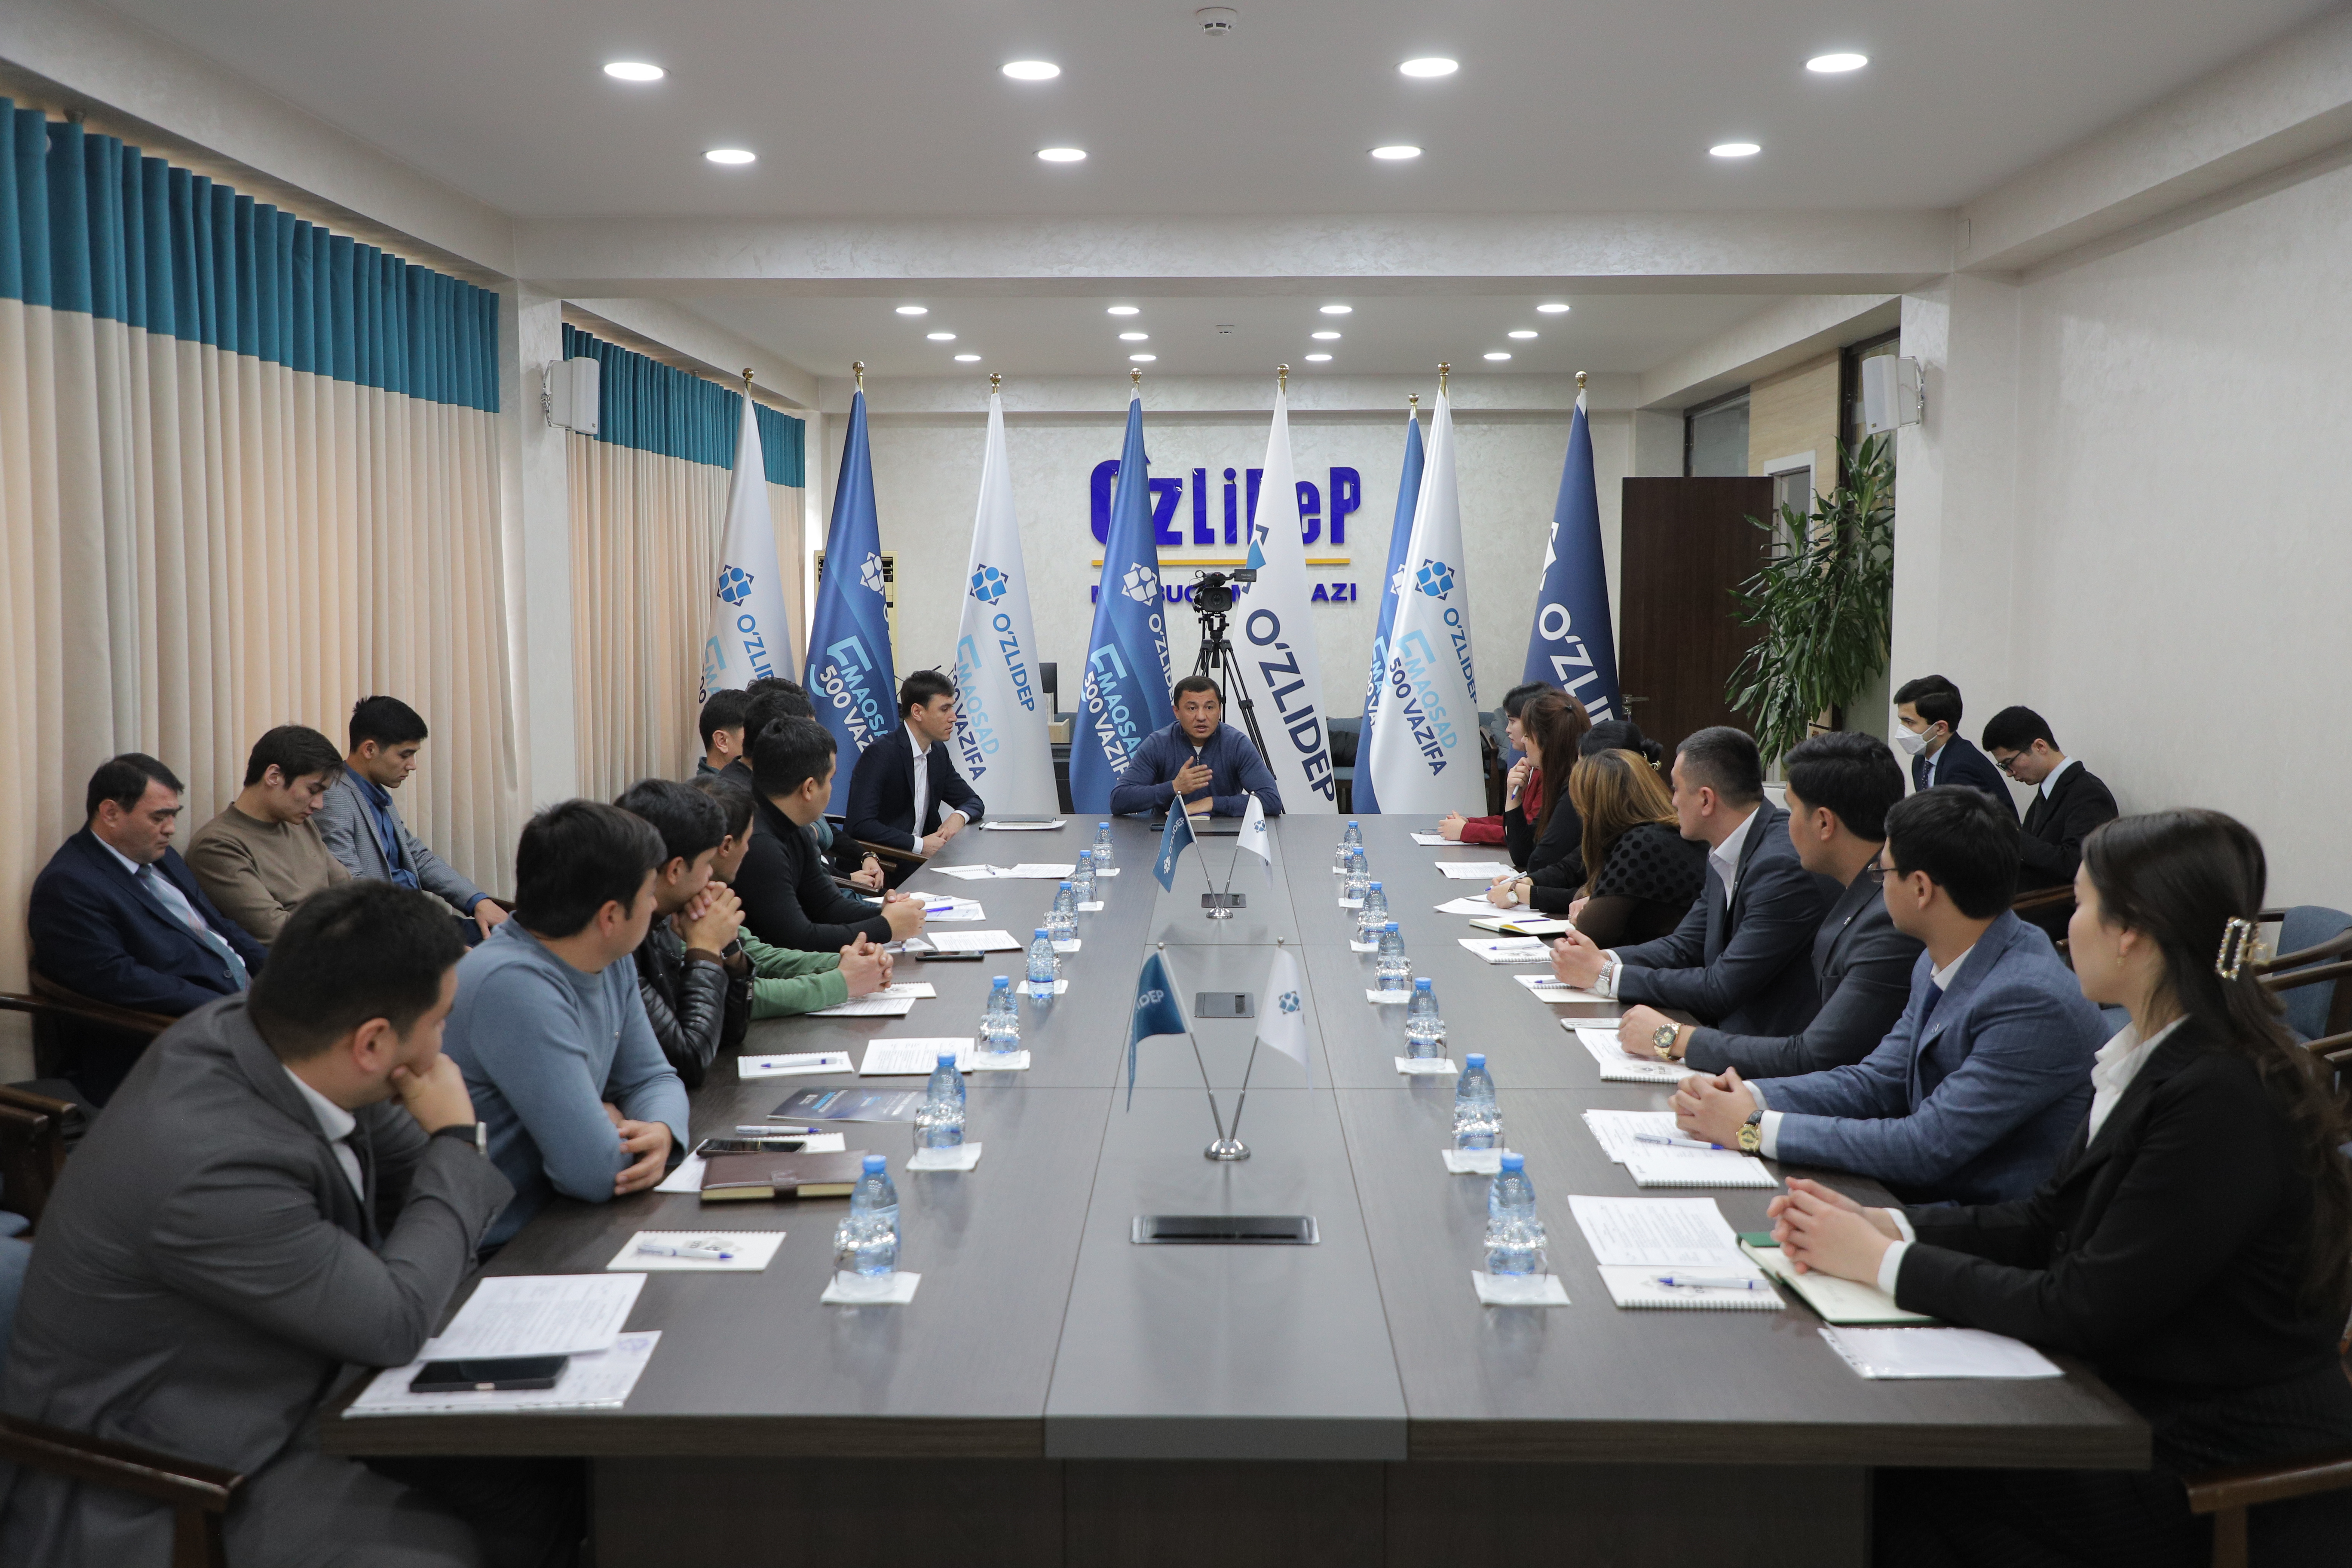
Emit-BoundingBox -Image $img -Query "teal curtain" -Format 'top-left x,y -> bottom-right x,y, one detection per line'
562,323 -> 804,485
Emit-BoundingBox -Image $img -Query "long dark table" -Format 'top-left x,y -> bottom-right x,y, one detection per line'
328,812 -> 2145,1565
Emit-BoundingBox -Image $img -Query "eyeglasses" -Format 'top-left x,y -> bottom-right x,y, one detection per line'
1991,752 -> 2028,778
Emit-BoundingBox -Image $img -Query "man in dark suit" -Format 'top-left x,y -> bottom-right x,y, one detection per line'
1894,674 -> 2015,819
845,669 -> 985,865
26,754 -> 270,1102
1550,727 -> 1835,1037
737,717 -> 926,953
1620,730 -> 1923,1077
1981,705 -> 2120,934
720,681 -> 885,892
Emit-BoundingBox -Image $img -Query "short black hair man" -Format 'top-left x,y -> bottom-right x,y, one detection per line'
185,724 -> 352,945
844,668 -> 986,864
695,688 -> 755,780
1893,675 -> 2015,819
739,680 -> 882,890
315,695 -> 506,943
1979,705 -> 2119,933
1106,675 -> 1284,819
735,717 -> 926,953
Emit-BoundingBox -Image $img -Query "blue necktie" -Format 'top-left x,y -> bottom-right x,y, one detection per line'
138,864 -> 251,992
1919,980 -> 1946,1026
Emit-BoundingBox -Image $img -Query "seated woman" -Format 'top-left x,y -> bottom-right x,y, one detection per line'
1489,746 -> 1704,941
1437,681 -> 1553,850
1475,691 -> 1588,902
1771,809 -> 2352,1568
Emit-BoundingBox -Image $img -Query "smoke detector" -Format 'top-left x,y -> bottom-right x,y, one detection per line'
1196,8 -> 1238,36
1216,323 -> 1236,335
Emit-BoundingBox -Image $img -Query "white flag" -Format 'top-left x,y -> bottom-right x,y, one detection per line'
1363,383 -> 1483,812
1236,790 -> 1272,881
1257,945 -> 1311,1087
1236,382 -> 1337,812
949,390 -> 1059,814
700,394 -> 796,699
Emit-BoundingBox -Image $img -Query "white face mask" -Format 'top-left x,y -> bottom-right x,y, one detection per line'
1894,726 -> 1930,757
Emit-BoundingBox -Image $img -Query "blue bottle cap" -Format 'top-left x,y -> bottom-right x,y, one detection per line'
862,1155 -> 887,1173
1500,1152 -> 1525,1171
1348,820 -> 1359,827
1466,1052 -> 1486,1067
1034,927 -> 1050,937
937,1050 -> 957,1065
1369,881 -> 1383,890
992,975 -> 1009,987
1414,977 -> 1432,989
1384,921 -> 1399,932
1059,881 -> 1073,890
1078,850 -> 1092,860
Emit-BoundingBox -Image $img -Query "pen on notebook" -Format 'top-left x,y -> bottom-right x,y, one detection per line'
638,1241 -> 735,1262
738,1125 -> 821,1136
1633,1133 -> 1722,1151
1651,1274 -> 1765,1290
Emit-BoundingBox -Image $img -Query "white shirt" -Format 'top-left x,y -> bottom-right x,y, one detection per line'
906,723 -> 932,850
282,1066 -> 365,1199
1755,941 -> 1977,1162
99,837 -> 217,942
2040,756 -> 2079,799
1920,741 -> 1943,786
2086,1015 -> 2182,1144
1593,807 -> 1756,1000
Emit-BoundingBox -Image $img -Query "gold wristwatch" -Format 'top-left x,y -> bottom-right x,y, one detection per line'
1736,1109 -> 1763,1155
1651,1024 -> 1678,1061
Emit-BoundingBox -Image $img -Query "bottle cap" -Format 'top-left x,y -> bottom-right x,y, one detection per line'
1500,1152 -> 1525,1170
1370,881 -> 1382,890
1059,881 -> 1073,890
1466,1052 -> 1486,1067
1099,822 -> 1110,828
937,1050 -> 957,1065
992,975 -> 1009,987
1348,820 -> 1359,827
1384,921 -> 1399,931
862,1155 -> 887,1173
1414,977 -> 1431,989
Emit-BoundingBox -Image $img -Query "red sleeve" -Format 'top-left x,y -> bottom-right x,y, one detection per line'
1459,816 -> 1506,845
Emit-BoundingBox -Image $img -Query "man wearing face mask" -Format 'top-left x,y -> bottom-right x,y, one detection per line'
1891,675 -> 2015,819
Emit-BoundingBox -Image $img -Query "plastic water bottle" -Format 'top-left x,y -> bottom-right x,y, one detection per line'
1027,927 -> 1059,994
1047,882 -> 1078,942
1072,850 -> 1097,904
847,1155 -> 900,1276
1375,922 -> 1411,989
981,977 -> 1021,1053
1344,858 -> 1371,906
916,1051 -> 966,1148
1405,977 -> 1446,1058
1484,1152 -> 1542,1276
1093,822 -> 1115,870
1355,881 -> 1390,942
1333,819 -> 1363,873
1453,1052 -> 1502,1150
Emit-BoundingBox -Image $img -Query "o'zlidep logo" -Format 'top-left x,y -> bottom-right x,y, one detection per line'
716,565 -> 755,606
1414,559 -> 1456,598
859,552 -> 887,595
1136,989 -> 1167,1010
969,564 -> 1010,605
1279,989 -> 1302,1014
1121,564 -> 1159,603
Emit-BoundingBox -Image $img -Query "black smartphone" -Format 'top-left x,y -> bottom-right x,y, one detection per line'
410,1355 -> 568,1393
696,1136 -> 808,1156
915,950 -> 985,962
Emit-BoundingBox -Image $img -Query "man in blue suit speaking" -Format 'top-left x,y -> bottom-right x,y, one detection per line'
1672,786 -> 2105,1206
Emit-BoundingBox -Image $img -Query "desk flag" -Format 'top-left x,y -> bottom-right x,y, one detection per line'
699,389 -> 797,701
804,384 -> 898,813
1235,792 -> 1272,882
1520,378 -> 1619,722
1237,380 -> 1334,812
1363,381 -> 1482,813
1152,801 -> 1196,891
1353,405 -> 1424,815
951,387 -> 1058,814
1070,392 -> 1173,812
1257,945 -> 1311,1088
1126,949 -> 1190,1109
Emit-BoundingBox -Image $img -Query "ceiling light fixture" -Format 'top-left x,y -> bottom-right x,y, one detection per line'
1303,352 -> 1332,362
1398,57 -> 1458,78
1508,330 -> 1536,339
1370,145 -> 1422,161
954,353 -> 982,362
1107,305 -> 1140,316
1320,304 -> 1352,315
1129,353 -> 1156,363
704,148 -> 756,165
1002,60 -> 1061,80
1037,146 -> 1087,162
603,61 -> 664,82
1536,302 -> 1570,314
926,332 -> 956,341
1119,332 -> 1149,341
895,305 -> 929,316
1710,141 -> 1761,158
1805,52 -> 1867,73
1484,351 -> 1511,361
1310,331 -> 1341,340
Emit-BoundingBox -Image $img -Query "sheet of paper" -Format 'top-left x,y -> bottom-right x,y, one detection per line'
737,1050 -> 854,1080
1469,915 -> 1574,937
1473,1271 -> 1571,1306
1568,1195 -> 1747,1268
1435,896 -> 1503,916
1517,974 -> 1606,1002
907,1141 -> 984,1170
1052,939 -> 1081,954
875,982 -> 937,999
807,994 -> 917,1018
606,1230 -> 787,1272
1582,1109 -> 1681,1163
920,897 -> 986,922
982,819 -> 1066,831
1395,1056 -> 1459,1075
1408,831 -> 1451,846
860,1037 -> 980,1075
1570,1023 -> 1687,1082
1434,860 -> 1517,880
1459,937 -> 1554,963
1820,1326 -> 2063,1380
426,1274 -> 645,1359
346,1331 -> 660,1417
925,863 -> 1002,880
820,1271 -> 921,1305
1076,900 -> 1105,912
1623,1141 -> 1778,1189
1094,868 -> 1121,877
905,929 -> 1023,953
1005,862 -> 1078,879
1367,988 -> 1415,1004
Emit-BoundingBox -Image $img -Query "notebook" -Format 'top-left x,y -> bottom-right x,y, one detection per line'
1569,1194 -> 1781,1311
1741,1242 -> 1937,1325
1517,974 -> 1606,1003
1568,1023 -> 1689,1083
1621,1141 -> 1777,1189
1820,1326 -> 2062,1379
699,1150 -> 870,1201
1467,915 -> 1574,936
1458,937 -> 1555,964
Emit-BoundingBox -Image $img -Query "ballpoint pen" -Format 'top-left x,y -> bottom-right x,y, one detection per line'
736,1125 -> 821,1136
1651,1275 -> 1766,1290
1633,1132 -> 1723,1151
639,1241 -> 736,1262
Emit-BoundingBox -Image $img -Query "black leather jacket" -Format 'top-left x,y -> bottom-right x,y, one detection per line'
632,925 -> 750,1089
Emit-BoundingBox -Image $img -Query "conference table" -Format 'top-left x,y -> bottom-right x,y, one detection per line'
326,815 -> 2147,1566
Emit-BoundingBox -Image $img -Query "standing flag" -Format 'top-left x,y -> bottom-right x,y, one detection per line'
950,380 -> 1058,815
699,378 -> 797,701
1070,383 -> 1173,812
1152,801 -> 1196,891
1364,369 -> 1484,813
1125,949 -> 1191,1109
1235,791 -> 1273,884
1520,372 -> 1620,722
1256,944 -> 1311,1088
1237,372 -> 1335,811
1352,401 -> 1424,815
804,368 -> 899,813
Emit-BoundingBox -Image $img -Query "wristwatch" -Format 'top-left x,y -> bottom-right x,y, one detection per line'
1651,1023 -> 1679,1061
432,1122 -> 488,1155
1736,1109 -> 1764,1155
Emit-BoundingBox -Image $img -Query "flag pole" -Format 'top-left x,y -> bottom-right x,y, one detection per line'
1216,933 -> 1282,1157
1158,942 -> 1231,1147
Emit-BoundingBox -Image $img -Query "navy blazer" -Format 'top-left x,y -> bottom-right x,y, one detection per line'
27,829 -> 267,1013
844,728 -> 985,853
1681,863 -> 1923,1079
1913,735 -> 2018,820
1753,911 -> 2106,1205
1612,802 -> 1837,1036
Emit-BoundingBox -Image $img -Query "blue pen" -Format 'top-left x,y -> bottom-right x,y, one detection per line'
1651,1274 -> 1765,1290
1634,1132 -> 1722,1151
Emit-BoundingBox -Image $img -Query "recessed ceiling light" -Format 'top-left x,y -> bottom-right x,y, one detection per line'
704,148 -> 756,165
1370,145 -> 1422,161
1710,141 -> 1761,158
895,305 -> 928,316
1311,331 -> 1341,340
926,332 -> 956,341
1536,302 -> 1570,314
1107,305 -> 1140,316
1484,351 -> 1511,361
1303,352 -> 1332,362
1002,60 -> 1061,80
1398,57 -> 1458,78
1119,332 -> 1149,341
1129,353 -> 1156,363
1320,304 -> 1352,315
1037,147 -> 1087,162
954,353 -> 982,362
603,61 -> 664,82
1508,330 -> 1537,339
1805,52 -> 1867,74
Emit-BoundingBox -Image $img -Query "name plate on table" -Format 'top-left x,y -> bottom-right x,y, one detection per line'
1132,1215 -> 1319,1245
1201,891 -> 1248,910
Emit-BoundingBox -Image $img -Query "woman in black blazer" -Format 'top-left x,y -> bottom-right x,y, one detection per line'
1486,689 -> 1588,890
1772,808 -> 2352,1566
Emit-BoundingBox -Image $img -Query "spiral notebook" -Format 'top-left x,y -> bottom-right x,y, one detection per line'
1620,1141 -> 1777,1189
1570,1195 -> 1783,1312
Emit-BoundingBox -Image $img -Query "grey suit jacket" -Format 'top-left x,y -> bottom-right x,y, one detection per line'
315,771 -> 487,914
0,997 -> 513,1566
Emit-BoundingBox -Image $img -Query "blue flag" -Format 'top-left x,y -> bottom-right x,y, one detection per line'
1152,801 -> 1195,891
1353,406 -> 1424,815
1070,394 -> 1173,812
1520,383 -> 1619,722
804,387 -> 899,812
1125,949 -> 1190,1109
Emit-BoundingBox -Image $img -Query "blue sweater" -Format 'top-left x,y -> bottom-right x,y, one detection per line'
443,921 -> 690,1247
1107,722 -> 1284,818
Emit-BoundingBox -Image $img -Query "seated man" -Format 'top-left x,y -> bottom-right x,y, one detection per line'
1894,674 -> 2015,819
1551,727 -> 1832,1037
689,775 -> 893,1025
0,880 -> 579,1568
695,687 -> 753,780
744,680 -> 882,890
441,801 -> 690,1251
1108,675 -> 1284,819
736,717 -> 925,957
1618,731 -> 1923,1078
315,694 -> 507,942
185,724 -> 351,944
1980,703 -> 2120,937
27,754 -> 269,1102
846,668 -> 985,861
1672,786 -> 2106,1206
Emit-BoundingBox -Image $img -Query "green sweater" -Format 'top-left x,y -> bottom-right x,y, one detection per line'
741,932 -> 849,1019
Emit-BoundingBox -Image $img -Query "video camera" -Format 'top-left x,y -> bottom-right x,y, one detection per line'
1191,567 -> 1257,618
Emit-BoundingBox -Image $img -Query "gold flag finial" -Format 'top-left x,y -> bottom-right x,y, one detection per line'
742,367 -> 755,386
1277,363 -> 1288,392
853,360 -> 865,391
1575,370 -> 1588,390
1409,392 -> 1420,409
989,372 -> 1002,393
1438,361 -> 1450,392
1131,366 -> 1143,390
